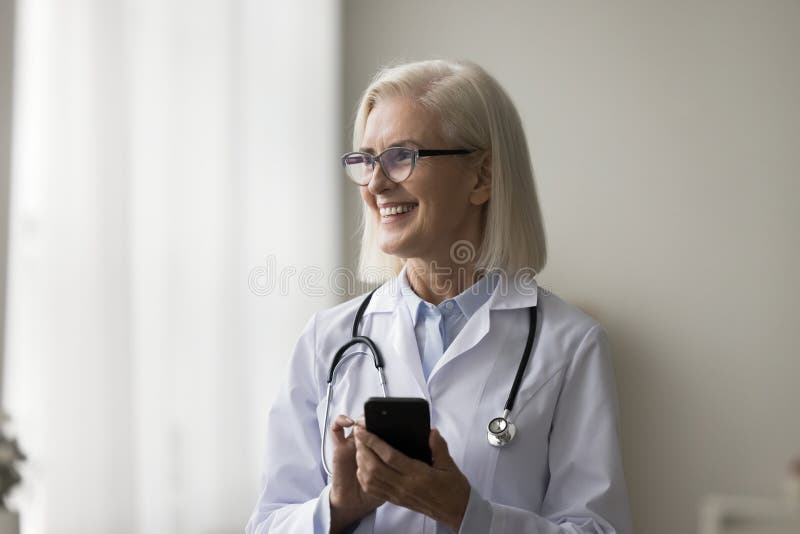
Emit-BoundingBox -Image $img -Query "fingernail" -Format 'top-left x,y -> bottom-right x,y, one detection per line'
344,416 -> 354,424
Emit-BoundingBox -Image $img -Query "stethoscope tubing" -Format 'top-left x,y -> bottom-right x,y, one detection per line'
321,288 -> 384,478
504,306 -> 538,413
320,284 -> 538,477
320,350 -> 388,478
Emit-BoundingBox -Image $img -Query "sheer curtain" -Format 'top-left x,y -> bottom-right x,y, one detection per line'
4,1 -> 341,533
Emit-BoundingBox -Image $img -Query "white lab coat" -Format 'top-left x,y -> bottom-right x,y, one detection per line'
246,273 -> 633,533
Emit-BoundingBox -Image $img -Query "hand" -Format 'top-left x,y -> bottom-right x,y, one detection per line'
328,415 -> 385,533
353,425 -> 471,532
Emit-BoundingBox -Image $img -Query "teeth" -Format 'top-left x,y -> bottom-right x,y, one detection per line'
380,204 -> 417,217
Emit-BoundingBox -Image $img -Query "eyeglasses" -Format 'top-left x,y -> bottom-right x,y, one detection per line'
341,146 -> 474,185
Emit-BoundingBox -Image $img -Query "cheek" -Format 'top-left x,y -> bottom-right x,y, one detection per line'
360,187 -> 377,211
421,166 -> 470,202
417,181 -> 468,215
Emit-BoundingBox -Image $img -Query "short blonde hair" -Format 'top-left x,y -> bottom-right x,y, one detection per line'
353,59 -> 547,282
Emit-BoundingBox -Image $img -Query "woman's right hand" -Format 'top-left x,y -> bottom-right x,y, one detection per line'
329,414 -> 384,533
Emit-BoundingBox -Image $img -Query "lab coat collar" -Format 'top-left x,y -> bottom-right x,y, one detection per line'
430,270 -> 538,380
485,270 -> 540,310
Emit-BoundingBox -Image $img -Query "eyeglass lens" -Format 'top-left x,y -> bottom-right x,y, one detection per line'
343,147 -> 415,184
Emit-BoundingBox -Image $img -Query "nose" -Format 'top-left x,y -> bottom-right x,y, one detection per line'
366,162 -> 395,195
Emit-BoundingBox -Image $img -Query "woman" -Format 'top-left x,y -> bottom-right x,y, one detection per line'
246,60 -> 632,533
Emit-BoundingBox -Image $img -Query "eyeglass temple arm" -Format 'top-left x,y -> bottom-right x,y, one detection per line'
417,149 -> 474,157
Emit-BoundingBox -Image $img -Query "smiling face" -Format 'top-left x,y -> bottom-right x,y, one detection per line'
359,96 -> 491,264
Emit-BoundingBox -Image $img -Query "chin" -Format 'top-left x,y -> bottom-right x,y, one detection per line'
378,241 -> 404,259
377,236 -> 414,260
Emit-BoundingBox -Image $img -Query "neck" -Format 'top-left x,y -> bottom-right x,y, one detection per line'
405,256 -> 482,306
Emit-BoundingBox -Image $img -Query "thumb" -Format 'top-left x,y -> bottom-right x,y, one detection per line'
429,428 -> 455,468
330,414 -> 354,446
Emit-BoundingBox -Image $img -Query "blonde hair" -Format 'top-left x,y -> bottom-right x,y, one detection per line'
353,59 -> 547,282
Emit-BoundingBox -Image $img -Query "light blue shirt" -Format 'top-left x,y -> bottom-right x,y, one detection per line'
399,271 -> 497,381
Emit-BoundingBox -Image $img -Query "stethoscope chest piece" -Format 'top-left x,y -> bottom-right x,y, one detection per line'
487,414 -> 516,447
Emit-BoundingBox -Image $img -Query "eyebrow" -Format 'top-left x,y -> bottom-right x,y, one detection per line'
358,138 -> 421,154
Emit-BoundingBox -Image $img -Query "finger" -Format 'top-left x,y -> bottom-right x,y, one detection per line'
354,428 -> 402,475
331,414 -> 355,431
356,440 -> 403,489
356,466 -> 394,501
354,425 -> 420,472
356,443 -> 437,512
429,428 -> 454,467
330,414 -> 355,445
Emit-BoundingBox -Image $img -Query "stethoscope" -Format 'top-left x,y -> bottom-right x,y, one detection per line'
320,286 -> 538,477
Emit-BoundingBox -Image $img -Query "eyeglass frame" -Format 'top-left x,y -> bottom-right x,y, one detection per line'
340,146 -> 475,185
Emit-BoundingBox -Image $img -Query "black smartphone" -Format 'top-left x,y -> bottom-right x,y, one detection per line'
364,397 -> 432,465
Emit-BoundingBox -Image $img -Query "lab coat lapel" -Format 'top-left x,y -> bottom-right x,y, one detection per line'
366,275 -> 429,399
387,305 -> 429,399
427,304 -> 491,382
427,272 -> 539,382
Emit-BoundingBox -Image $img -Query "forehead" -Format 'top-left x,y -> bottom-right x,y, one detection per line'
361,96 -> 445,150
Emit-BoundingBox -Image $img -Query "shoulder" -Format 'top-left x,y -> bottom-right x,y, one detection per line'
314,291 -> 371,336
310,286 -> 390,352
287,291 -> 379,386
538,287 -> 602,335
536,286 -> 608,360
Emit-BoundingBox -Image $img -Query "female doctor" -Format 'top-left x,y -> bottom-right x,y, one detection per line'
246,60 -> 633,533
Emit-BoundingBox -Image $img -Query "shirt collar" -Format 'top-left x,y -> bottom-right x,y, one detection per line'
398,264 -> 498,326
455,271 -> 498,318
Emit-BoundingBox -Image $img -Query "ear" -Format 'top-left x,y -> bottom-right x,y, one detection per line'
468,154 -> 492,206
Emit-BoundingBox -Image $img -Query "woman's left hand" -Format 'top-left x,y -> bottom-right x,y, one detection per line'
353,422 -> 471,532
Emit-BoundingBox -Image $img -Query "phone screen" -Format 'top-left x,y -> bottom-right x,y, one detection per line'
364,397 -> 432,465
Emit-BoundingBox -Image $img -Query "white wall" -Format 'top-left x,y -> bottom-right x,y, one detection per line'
341,2 -> 800,533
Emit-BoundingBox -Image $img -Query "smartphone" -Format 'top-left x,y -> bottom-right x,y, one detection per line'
364,397 -> 432,465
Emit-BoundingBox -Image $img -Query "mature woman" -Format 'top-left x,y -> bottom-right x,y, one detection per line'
246,60 -> 632,533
